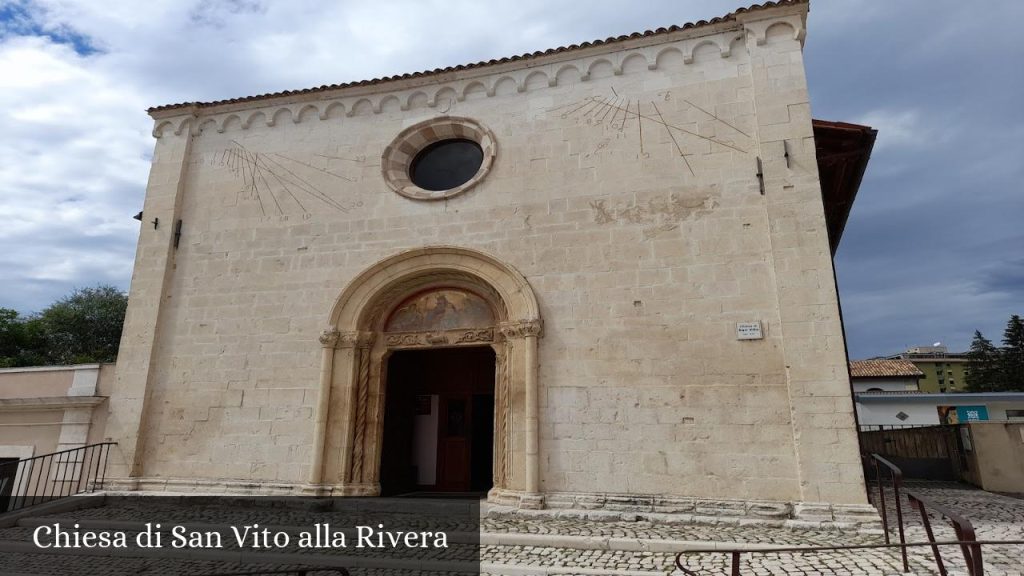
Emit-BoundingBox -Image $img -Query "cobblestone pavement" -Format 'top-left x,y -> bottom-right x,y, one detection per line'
483,515 -> 884,546
868,480 -> 1024,576
1,483 -> 1021,575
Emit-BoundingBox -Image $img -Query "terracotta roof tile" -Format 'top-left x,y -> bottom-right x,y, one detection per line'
149,0 -> 805,113
849,359 -> 925,378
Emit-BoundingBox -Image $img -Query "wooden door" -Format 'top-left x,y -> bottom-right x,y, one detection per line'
437,396 -> 470,491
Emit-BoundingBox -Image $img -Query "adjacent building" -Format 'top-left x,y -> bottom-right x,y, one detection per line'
884,345 -> 969,393
849,359 -> 922,393
0,364 -> 111,507
855,391 -> 1024,429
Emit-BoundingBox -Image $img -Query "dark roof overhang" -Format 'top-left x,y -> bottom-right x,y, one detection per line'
812,119 -> 877,254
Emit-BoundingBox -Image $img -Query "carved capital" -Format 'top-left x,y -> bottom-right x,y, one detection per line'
337,330 -> 375,349
318,328 -> 341,348
499,319 -> 543,340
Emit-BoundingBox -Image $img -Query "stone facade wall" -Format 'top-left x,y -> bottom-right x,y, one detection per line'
109,1 -> 868,513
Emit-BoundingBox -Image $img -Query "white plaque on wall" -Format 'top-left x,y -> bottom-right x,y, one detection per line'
736,321 -> 763,340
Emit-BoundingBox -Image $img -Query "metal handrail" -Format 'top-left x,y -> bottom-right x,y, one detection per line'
675,455 -> 1017,576
674,540 -> 1024,576
0,442 -> 115,514
193,565 -> 350,569
906,489 -> 982,576
867,452 -> 909,571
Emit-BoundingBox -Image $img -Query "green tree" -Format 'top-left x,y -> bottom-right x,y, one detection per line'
0,308 -> 46,367
32,285 -> 128,365
1000,314 -> 1024,391
0,308 -> 24,367
965,330 -> 1001,392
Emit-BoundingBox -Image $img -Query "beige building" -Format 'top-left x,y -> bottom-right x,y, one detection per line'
0,364 -> 111,507
101,0 -> 879,525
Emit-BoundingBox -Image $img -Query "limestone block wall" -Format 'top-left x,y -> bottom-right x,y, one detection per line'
110,1 -> 867,508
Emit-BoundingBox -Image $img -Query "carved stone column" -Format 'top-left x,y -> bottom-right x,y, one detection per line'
306,328 -> 340,490
491,342 -> 510,489
499,319 -> 543,508
346,331 -> 376,486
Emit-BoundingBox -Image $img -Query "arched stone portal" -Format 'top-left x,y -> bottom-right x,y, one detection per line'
307,246 -> 543,507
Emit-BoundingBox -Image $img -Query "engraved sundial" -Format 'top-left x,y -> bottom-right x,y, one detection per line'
209,140 -> 366,219
546,86 -> 753,177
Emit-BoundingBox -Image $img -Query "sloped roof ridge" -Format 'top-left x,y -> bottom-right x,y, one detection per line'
850,359 -> 926,378
149,0 -> 805,113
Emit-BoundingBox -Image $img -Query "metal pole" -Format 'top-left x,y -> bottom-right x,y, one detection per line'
90,444 -> 102,491
42,454 -> 54,505
27,455 -> 43,509
875,458 -> 889,544
915,499 -> 947,576
100,443 -> 111,488
76,447 -> 88,494
892,468 -> 908,572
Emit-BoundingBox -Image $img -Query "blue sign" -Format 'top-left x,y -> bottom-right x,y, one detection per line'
956,405 -> 989,422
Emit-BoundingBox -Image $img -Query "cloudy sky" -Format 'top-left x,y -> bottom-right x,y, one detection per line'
0,0 -> 1021,359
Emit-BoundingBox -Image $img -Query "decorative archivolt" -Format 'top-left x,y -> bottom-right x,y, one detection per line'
151,20 -> 802,139
311,245 -> 543,495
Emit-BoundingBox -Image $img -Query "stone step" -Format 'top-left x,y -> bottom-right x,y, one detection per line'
0,540 -> 930,576
22,502 -> 887,547
0,532 -> 675,575
12,513 -> 888,554
0,500 -> 928,576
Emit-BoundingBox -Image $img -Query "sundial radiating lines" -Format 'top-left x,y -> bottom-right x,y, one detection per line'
272,153 -> 356,182
652,101 -> 694,176
547,89 -> 754,173
679,97 -> 751,139
314,153 -> 366,163
220,141 -> 362,216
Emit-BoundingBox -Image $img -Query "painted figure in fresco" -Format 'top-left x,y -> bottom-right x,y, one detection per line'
386,289 -> 494,333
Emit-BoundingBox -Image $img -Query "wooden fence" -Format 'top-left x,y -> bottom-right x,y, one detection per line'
859,425 -> 966,481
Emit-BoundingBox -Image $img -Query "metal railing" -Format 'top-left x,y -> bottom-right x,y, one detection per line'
674,540 -> 1024,576
673,454 -> 1023,575
867,453 -> 908,571
0,442 -> 114,514
197,565 -> 350,569
906,489 -> 982,576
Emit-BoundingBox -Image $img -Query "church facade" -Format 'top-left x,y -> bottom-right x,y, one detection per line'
106,0 -> 879,526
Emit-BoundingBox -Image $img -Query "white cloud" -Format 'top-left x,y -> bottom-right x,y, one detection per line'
0,0 -> 751,312
0,31 -> 149,311
855,108 -> 935,151
1,0 -> 1023,370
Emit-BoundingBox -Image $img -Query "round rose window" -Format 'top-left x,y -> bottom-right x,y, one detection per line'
382,117 -> 496,201
409,139 -> 484,191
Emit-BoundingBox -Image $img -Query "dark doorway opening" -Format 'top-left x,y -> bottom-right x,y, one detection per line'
0,457 -> 19,511
380,346 -> 495,497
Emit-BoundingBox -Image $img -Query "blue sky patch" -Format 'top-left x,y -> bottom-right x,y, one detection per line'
0,1 -> 99,55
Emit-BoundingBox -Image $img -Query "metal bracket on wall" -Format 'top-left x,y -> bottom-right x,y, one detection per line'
756,157 -> 765,195
173,219 -> 183,249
